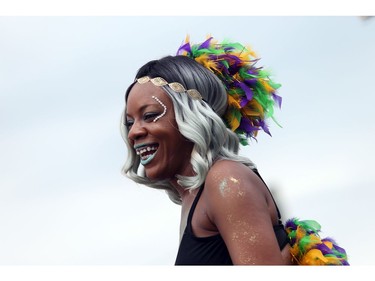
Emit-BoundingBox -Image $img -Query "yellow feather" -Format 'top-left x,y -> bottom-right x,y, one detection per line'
323,240 -> 333,249
225,111 -> 240,131
296,226 -> 306,241
325,256 -> 344,265
301,249 -> 328,265
227,94 -> 241,109
233,73 -> 241,81
241,107 -> 261,117
249,100 -> 264,117
245,45 -> 257,58
195,55 -> 220,72
184,34 -> 190,44
290,245 -> 301,259
260,79 -> 274,93
208,35 -> 217,46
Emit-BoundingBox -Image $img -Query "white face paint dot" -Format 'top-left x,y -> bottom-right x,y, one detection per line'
151,95 -> 167,122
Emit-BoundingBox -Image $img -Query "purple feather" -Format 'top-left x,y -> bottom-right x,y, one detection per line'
244,78 -> 257,87
212,56 -> 230,75
250,66 -> 262,76
240,97 -> 248,108
332,244 -> 347,255
289,238 -> 296,245
235,81 -> 253,102
322,237 -> 337,244
314,243 -> 331,255
272,92 -> 282,108
285,218 -> 298,229
176,42 -> 191,55
246,70 -> 257,77
238,118 -> 258,136
224,46 -> 235,52
258,119 -> 272,136
198,37 -> 213,50
225,54 -> 242,63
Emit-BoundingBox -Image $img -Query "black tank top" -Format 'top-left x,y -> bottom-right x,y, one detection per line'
175,169 -> 289,265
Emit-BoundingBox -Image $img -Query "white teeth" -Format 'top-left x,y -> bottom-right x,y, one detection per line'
135,145 -> 158,158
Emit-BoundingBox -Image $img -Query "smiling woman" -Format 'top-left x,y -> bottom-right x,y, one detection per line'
120,36 -> 349,265
125,81 -> 194,181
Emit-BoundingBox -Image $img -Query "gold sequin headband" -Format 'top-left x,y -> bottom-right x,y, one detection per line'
136,76 -> 202,100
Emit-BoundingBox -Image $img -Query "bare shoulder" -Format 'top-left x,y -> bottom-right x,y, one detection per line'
203,159 -> 270,223
203,159 -> 284,264
205,159 -> 266,199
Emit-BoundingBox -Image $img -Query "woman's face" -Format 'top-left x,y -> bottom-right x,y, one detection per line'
125,82 -> 194,181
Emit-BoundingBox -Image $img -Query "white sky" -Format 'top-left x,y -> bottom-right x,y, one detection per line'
1,10 -> 375,269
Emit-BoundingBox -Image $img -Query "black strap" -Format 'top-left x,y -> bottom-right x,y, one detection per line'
252,169 -> 282,222
186,185 -> 205,234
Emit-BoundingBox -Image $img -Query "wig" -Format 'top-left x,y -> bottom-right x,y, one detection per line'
120,55 -> 256,204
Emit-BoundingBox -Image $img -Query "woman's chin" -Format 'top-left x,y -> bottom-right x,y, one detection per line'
145,171 -> 173,182
145,169 -> 164,181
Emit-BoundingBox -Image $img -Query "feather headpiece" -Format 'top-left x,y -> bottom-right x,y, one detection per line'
177,36 -> 282,145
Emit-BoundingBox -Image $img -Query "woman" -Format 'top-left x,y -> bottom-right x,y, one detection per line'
121,37 -> 349,265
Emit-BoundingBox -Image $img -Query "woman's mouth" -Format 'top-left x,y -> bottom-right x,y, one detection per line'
135,143 -> 159,165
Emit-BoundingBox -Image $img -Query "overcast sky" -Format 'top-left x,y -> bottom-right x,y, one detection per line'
1,16 -> 375,266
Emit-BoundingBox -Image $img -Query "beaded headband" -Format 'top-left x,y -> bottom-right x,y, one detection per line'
137,76 -> 202,100
177,36 -> 282,145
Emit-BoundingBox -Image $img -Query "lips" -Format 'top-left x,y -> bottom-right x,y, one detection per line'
134,143 -> 159,165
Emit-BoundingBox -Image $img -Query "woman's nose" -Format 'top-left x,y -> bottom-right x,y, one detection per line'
128,121 -> 147,141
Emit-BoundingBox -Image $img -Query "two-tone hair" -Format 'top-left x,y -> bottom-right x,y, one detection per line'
120,55 -> 256,204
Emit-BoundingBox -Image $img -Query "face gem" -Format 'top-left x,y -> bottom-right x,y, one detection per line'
151,95 -> 167,122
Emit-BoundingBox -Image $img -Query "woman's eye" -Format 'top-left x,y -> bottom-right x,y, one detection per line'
125,113 -> 161,130
144,112 -> 160,121
126,119 -> 134,129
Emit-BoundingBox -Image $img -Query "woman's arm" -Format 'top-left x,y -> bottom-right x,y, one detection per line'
204,160 -> 285,265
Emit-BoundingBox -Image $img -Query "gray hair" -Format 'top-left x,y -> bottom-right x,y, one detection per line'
120,56 -> 256,204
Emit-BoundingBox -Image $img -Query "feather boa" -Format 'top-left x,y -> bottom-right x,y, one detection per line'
285,218 -> 349,265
